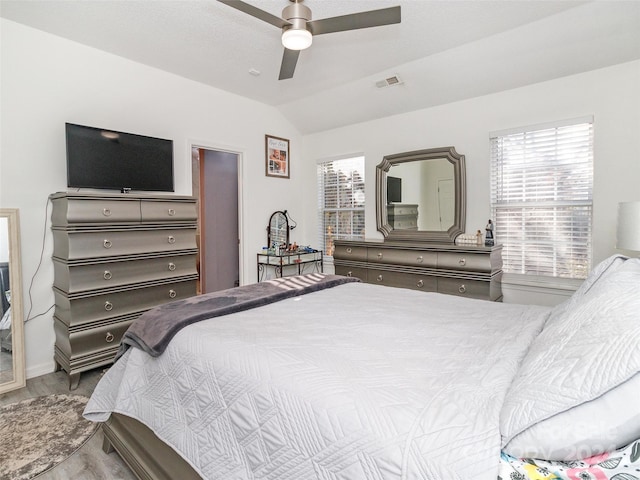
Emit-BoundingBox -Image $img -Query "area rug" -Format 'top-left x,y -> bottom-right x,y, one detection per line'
0,394 -> 98,480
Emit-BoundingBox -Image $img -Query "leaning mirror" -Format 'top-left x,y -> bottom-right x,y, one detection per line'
0,208 -> 26,394
267,211 -> 289,251
376,147 -> 466,243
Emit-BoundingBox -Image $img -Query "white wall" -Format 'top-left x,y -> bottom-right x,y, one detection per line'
0,19 -> 312,378
303,60 -> 640,303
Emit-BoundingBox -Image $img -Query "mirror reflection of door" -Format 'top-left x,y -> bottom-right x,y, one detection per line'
437,178 -> 455,230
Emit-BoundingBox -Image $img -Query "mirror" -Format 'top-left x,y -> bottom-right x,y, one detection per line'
267,211 -> 289,252
0,208 -> 26,394
376,147 -> 466,243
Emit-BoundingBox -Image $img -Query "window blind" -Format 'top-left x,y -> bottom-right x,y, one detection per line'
317,156 -> 365,256
490,119 -> 593,279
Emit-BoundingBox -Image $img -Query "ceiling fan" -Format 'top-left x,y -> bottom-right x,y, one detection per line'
217,0 -> 401,80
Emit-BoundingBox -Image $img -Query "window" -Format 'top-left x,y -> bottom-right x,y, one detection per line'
317,156 -> 365,256
490,117 -> 593,279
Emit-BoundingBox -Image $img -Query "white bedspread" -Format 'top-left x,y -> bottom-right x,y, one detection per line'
85,282 -> 549,480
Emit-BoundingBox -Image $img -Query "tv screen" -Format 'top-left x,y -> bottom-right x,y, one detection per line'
387,176 -> 402,203
66,123 -> 174,192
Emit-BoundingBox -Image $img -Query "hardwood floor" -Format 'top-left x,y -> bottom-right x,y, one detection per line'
0,368 -> 137,480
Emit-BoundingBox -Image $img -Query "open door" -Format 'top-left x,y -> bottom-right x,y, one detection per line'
193,147 -> 240,293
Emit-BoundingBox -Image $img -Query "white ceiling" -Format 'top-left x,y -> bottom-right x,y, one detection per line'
2,0 -> 640,133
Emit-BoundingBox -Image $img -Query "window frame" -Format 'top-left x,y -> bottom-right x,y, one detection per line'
317,155 -> 366,258
489,116 -> 594,280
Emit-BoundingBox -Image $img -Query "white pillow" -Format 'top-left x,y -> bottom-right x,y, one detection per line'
500,257 -> 640,460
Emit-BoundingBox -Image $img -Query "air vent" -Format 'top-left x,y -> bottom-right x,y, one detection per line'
375,75 -> 403,88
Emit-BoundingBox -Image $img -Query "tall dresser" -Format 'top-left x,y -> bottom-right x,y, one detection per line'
50,192 -> 199,389
387,204 -> 419,230
333,240 -> 503,301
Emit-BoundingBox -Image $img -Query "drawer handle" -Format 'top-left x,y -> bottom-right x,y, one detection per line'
105,332 -> 115,343
417,279 -> 424,288
168,262 -> 176,271
377,252 -> 383,259
346,247 -> 352,254
103,270 -> 112,280
168,208 -> 176,216
417,255 -> 423,263
458,258 -> 466,266
102,208 -> 112,217
458,284 -> 467,294
169,289 -> 177,298
103,239 -> 112,249
377,274 -> 383,282
346,271 -> 353,277
104,301 -> 113,311
168,236 -> 176,244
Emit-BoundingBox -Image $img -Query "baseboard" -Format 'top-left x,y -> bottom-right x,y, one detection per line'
26,360 -> 56,380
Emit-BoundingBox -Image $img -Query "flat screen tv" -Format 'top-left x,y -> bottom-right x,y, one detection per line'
387,176 -> 402,203
66,123 -> 174,192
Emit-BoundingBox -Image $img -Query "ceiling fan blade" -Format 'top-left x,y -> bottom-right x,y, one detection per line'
308,6 -> 400,36
279,48 -> 300,80
217,0 -> 290,29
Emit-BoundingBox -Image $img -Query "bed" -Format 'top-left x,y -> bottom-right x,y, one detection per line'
84,255 -> 640,480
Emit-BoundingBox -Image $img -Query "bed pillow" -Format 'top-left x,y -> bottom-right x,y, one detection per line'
500,257 -> 640,460
543,254 -> 627,327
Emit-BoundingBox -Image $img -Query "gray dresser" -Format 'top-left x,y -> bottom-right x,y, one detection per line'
50,192 -> 199,389
333,240 -> 503,301
387,204 -> 418,230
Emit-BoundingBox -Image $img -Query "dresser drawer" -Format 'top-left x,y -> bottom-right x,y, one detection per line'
333,244 -> 368,261
51,198 -> 141,225
334,265 -> 368,281
437,277 -> 490,299
141,200 -> 197,222
54,316 -> 132,360
53,253 -> 198,293
368,248 -> 437,268
54,279 -> 197,327
389,218 -> 418,229
53,227 -> 197,260
438,252 -> 492,272
368,268 -> 437,292
387,205 -> 418,217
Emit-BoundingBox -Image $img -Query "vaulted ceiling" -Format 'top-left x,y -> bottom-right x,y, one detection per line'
2,0 -> 639,133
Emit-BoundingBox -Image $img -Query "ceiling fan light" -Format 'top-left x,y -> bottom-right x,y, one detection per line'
282,28 -> 312,50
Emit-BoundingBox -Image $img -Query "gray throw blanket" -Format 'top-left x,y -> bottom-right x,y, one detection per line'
116,273 -> 360,360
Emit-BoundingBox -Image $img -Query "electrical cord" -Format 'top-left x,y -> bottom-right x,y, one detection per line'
25,196 -> 54,322
284,209 -> 297,230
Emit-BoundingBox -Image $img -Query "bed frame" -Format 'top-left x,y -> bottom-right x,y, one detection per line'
102,413 -> 202,480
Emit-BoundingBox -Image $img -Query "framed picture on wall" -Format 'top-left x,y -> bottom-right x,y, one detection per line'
265,134 -> 290,179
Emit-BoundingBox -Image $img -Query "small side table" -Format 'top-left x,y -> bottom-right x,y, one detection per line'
257,249 -> 323,282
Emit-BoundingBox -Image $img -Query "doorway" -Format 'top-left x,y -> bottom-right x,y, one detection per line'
192,146 -> 241,293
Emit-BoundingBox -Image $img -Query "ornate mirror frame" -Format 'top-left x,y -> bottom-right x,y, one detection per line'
0,208 -> 26,394
375,147 -> 466,243
267,211 -> 290,249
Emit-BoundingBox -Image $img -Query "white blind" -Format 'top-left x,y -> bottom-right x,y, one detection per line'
490,119 -> 593,279
317,156 -> 365,256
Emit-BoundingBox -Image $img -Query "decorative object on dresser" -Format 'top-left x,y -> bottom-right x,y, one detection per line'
50,192 -> 198,389
333,240 -> 503,301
